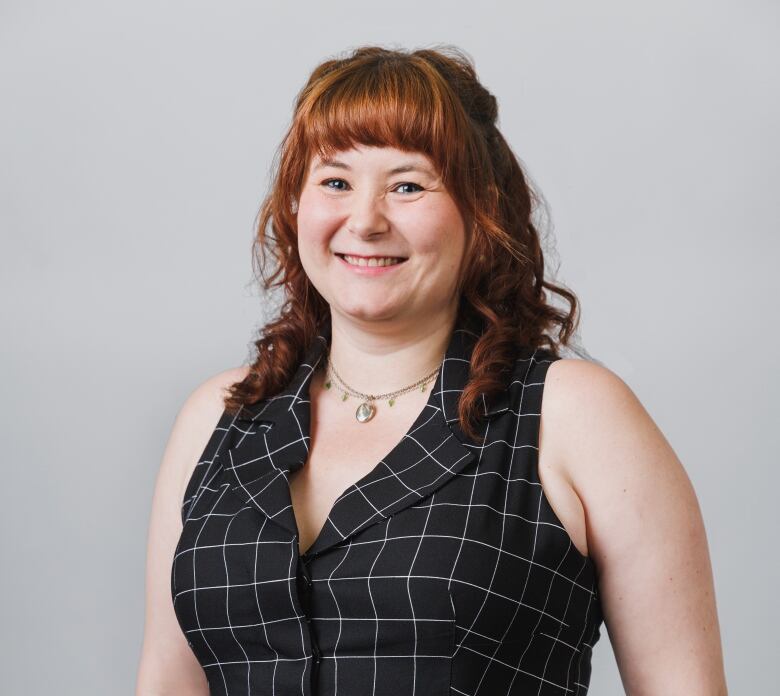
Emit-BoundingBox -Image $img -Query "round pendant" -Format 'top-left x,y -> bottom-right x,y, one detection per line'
355,401 -> 375,423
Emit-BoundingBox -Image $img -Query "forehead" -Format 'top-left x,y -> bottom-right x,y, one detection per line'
309,145 -> 438,176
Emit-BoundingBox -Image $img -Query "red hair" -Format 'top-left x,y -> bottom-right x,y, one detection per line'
224,44 -> 582,442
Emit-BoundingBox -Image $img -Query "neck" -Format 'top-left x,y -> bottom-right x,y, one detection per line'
323,312 -> 457,395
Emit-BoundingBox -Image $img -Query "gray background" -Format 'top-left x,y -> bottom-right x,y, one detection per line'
1,1 -> 777,693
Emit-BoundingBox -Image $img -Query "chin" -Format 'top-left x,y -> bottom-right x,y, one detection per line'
334,303 -> 402,322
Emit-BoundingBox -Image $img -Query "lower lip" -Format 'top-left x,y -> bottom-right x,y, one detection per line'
335,254 -> 407,275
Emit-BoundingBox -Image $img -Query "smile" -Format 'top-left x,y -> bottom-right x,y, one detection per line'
335,253 -> 408,274
339,254 -> 405,267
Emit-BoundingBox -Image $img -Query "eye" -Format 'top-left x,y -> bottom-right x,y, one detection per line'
319,179 -> 424,194
321,178 -> 349,191
393,182 -> 423,194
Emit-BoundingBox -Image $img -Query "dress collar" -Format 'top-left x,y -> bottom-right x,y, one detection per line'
221,315 -> 512,560
235,314 -> 511,431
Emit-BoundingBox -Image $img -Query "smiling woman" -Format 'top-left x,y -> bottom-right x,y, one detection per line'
296,144 -> 467,329
239,45 -> 569,441
137,44 -> 728,696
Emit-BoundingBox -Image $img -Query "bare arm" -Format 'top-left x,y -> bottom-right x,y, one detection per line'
548,360 -> 728,695
135,367 -> 248,696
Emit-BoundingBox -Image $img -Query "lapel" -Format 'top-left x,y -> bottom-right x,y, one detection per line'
222,315 -> 511,560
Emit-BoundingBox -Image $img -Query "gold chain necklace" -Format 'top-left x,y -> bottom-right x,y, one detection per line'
324,350 -> 441,423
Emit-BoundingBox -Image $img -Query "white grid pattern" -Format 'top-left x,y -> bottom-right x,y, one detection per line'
171,317 -> 603,695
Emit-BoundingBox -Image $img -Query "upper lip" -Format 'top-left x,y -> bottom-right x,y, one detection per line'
335,252 -> 407,259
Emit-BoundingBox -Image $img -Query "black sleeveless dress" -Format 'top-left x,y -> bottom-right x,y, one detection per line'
171,317 -> 604,695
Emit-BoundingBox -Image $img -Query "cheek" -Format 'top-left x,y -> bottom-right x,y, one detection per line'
412,217 -> 465,264
297,188 -> 336,235
297,216 -> 335,260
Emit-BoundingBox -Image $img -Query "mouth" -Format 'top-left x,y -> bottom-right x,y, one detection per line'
334,252 -> 408,269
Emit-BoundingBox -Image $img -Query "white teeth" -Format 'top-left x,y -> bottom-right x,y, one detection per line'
342,254 -> 403,267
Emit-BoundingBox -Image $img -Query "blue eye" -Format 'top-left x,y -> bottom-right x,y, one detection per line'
322,178 -> 348,191
320,179 -> 423,194
394,182 -> 423,194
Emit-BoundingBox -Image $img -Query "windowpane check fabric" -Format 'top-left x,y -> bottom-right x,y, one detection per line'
172,317 -> 603,695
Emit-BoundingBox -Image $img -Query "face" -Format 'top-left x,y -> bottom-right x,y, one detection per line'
296,144 -> 467,327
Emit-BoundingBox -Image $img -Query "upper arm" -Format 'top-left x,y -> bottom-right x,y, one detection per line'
135,366 -> 249,695
548,359 -> 728,696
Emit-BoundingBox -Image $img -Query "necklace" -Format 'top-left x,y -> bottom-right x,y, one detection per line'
323,349 -> 441,423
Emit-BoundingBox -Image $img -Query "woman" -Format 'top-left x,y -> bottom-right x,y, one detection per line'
137,46 -> 727,695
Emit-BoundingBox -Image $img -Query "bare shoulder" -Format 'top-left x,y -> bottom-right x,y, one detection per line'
535,357 -> 642,559
541,355 -> 678,549
542,356 -> 675,516
180,365 -> 250,431
542,358 -> 727,693
137,364 -> 251,693
174,365 -> 251,501
543,355 -> 639,422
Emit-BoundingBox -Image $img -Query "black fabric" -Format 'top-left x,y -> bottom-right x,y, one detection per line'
172,316 -> 603,695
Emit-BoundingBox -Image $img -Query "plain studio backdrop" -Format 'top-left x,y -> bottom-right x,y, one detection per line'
1,1 -> 777,693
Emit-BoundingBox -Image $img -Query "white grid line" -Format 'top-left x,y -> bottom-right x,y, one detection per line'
170,320 -> 603,694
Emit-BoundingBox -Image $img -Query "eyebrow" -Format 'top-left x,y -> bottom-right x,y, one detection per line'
312,158 -> 436,176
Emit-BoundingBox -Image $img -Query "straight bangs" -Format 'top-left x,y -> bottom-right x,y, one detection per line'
290,56 -> 479,206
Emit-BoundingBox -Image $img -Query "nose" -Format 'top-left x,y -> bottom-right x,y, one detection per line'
346,189 -> 390,238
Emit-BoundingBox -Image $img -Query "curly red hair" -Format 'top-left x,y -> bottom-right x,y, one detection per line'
224,44 -> 583,442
